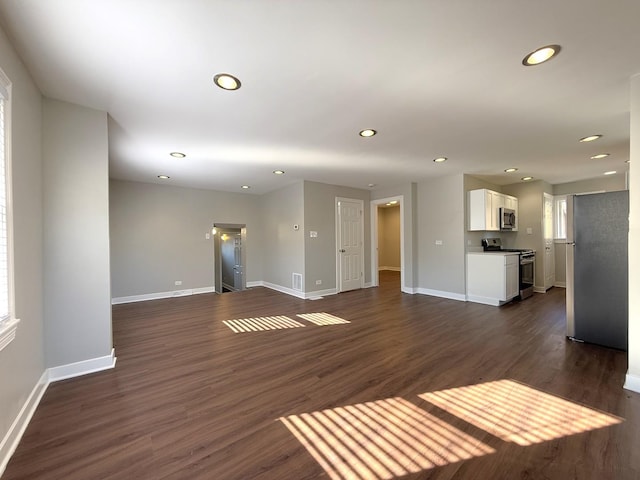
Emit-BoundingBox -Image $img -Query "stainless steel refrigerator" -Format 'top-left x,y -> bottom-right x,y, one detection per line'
566,191 -> 628,350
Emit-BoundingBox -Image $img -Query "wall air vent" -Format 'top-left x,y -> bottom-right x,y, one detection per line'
292,273 -> 303,292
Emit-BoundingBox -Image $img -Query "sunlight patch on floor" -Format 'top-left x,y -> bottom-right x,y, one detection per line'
297,312 -> 350,326
419,379 -> 623,446
222,316 -> 305,333
280,397 -> 494,480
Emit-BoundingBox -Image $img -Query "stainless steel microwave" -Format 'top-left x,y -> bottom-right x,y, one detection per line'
500,207 -> 516,230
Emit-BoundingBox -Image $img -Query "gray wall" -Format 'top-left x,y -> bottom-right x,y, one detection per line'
417,174 -> 466,295
371,183 -> 417,289
261,181 -> 305,290
0,24 -> 45,455
502,179 -> 553,289
378,206 -> 400,269
553,174 -> 627,195
110,180 -> 263,298
43,99 -> 112,368
304,181 -> 371,292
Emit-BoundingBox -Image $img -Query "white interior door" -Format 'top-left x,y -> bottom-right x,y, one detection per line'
337,198 -> 363,292
543,193 -> 555,290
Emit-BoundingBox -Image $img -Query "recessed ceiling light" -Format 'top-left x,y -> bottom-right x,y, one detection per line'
625,160 -> 630,164
604,170 -> 617,175
386,203 -> 392,206
504,168 -> 518,173
359,129 -> 377,137
521,176 -> 534,181
368,183 -> 376,188
433,157 -> 447,163
591,153 -> 610,159
579,135 -> 602,143
170,152 -> 186,158
273,170 -> 285,175
389,200 -> 398,205
241,185 -> 250,189
522,44 -> 561,66
157,175 -> 170,179
213,73 -> 241,90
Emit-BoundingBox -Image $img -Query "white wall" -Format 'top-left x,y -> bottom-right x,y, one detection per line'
0,23 -> 45,467
109,180 -> 263,299
627,74 -> 640,392
417,174 -> 466,296
42,99 -> 112,368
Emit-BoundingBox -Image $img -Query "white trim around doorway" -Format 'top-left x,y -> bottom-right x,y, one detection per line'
370,196 -> 406,292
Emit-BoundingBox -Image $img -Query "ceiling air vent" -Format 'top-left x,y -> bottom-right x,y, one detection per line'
292,273 -> 303,292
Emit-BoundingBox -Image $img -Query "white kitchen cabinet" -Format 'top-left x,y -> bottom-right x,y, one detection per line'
468,189 -> 518,231
467,252 -> 520,306
468,189 -> 501,231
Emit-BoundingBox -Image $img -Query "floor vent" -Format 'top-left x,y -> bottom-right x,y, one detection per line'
292,273 -> 303,291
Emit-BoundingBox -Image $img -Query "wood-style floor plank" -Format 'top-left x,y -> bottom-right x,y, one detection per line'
4,272 -> 639,479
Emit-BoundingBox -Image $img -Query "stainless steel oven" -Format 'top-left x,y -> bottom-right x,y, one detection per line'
519,251 -> 535,299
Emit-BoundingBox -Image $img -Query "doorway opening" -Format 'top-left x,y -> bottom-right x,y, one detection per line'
213,223 -> 246,294
370,196 -> 404,291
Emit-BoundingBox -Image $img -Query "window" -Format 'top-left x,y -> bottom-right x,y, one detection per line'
554,195 -> 567,240
0,67 -> 18,352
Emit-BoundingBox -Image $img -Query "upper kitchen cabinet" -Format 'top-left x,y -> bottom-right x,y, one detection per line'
468,189 -> 518,231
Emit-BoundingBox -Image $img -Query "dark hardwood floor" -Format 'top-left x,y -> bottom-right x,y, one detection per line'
4,271 -> 639,479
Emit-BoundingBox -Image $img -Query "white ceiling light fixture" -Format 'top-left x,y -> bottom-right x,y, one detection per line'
273,170 -> 285,175
590,153 -> 610,159
359,129 -> 377,137
170,152 -> 186,158
157,175 -> 170,179
368,183 -> 376,188
433,157 -> 447,163
241,185 -> 250,189
604,170 -> 617,175
213,73 -> 241,90
504,168 -> 518,173
389,200 -> 398,205
521,176 -> 534,181
522,44 -> 561,66
579,135 -> 602,143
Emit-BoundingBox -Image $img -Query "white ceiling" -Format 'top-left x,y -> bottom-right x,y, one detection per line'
0,0 -> 637,195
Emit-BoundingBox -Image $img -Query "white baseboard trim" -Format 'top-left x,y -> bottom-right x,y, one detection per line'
0,371 -> 49,477
533,286 -> 547,293
48,348 -> 116,383
624,373 -> 640,393
465,294 -> 503,306
111,286 -> 214,304
416,288 -> 467,302
402,286 -> 417,294
246,281 -> 263,288
305,287 -> 338,298
262,281 -> 307,299
554,282 -> 566,288
379,266 -> 401,272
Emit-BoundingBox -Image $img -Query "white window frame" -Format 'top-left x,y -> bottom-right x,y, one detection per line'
553,195 -> 568,241
0,67 -> 19,353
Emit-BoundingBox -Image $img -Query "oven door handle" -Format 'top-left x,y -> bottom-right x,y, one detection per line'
520,258 -> 535,265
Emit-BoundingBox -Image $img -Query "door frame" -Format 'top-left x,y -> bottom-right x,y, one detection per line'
370,196 -> 405,290
213,223 -> 246,293
335,197 -> 365,293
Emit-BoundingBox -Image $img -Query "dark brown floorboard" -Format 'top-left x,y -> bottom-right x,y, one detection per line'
4,271 -> 639,479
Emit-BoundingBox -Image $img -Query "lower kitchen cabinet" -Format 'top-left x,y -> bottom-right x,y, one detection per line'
467,252 -> 519,306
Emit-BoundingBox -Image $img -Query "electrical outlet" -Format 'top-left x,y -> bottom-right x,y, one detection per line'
175,280 -> 182,286
310,231 -> 318,238
315,280 -> 322,285
205,233 -> 210,239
